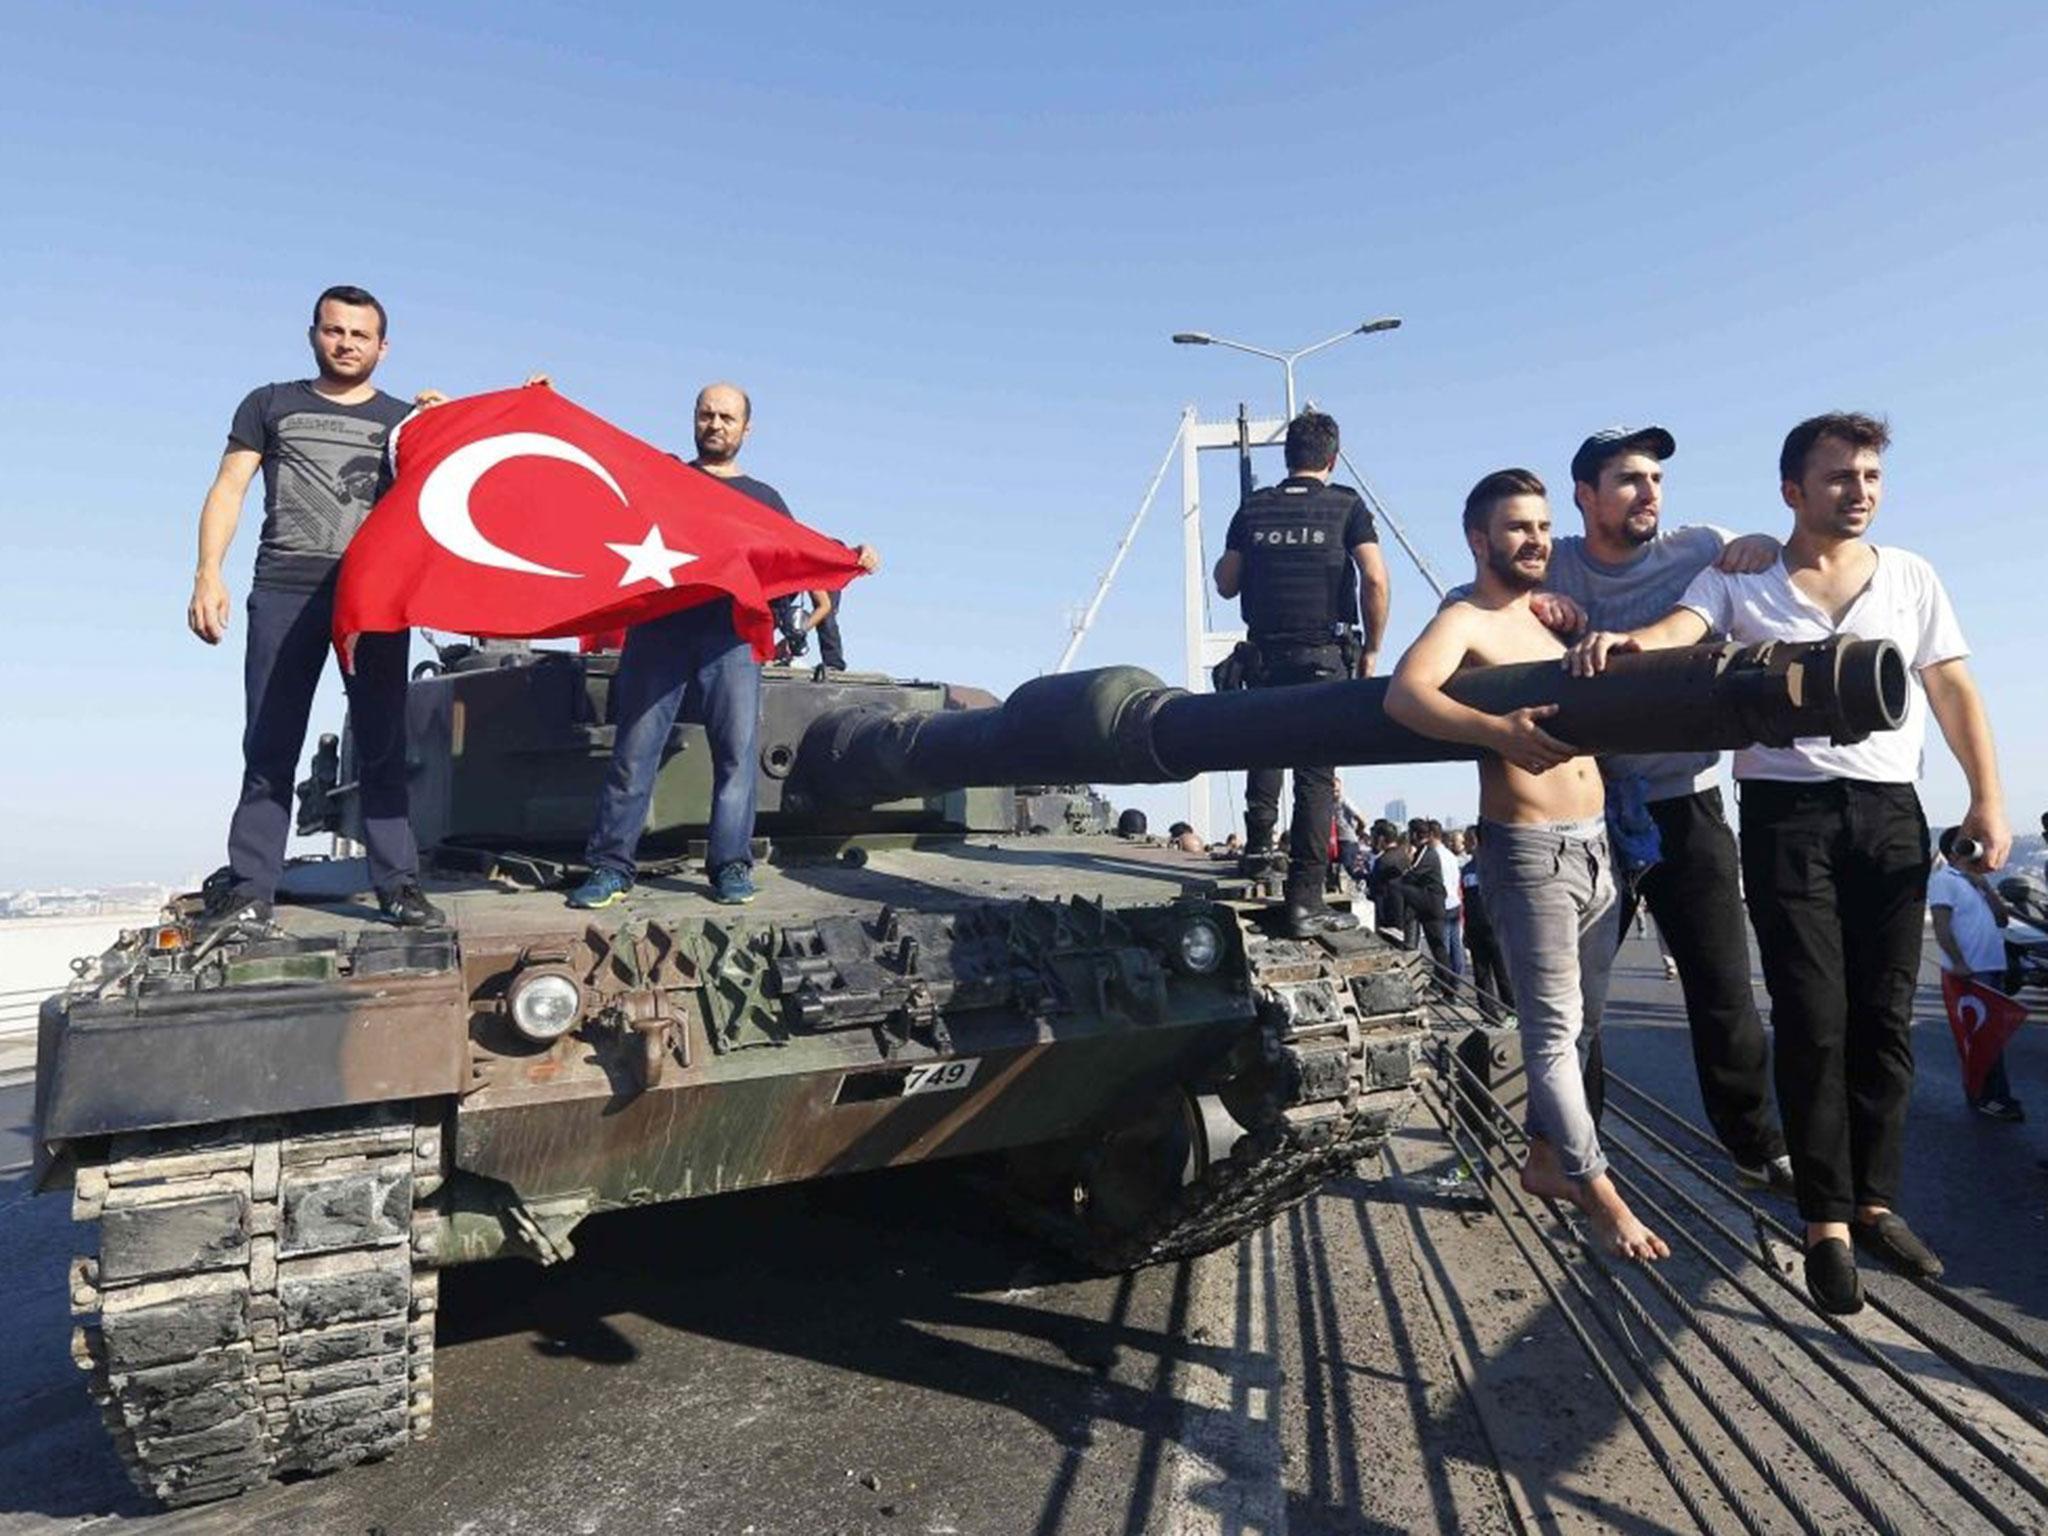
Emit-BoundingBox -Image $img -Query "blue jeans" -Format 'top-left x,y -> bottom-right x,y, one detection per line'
1444,911 -> 1468,977
585,603 -> 761,879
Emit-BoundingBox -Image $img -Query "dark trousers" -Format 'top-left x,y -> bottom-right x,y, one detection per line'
228,579 -> 415,902
1739,779 -> 1930,1224
1242,642 -> 1344,906
817,590 -> 846,671
586,602 -> 761,880
1467,918 -> 1516,1021
1621,787 -> 1787,1165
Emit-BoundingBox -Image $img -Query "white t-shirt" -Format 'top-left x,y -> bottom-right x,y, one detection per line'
1433,843 -> 1462,911
1677,545 -> 1967,783
1928,863 -> 2004,974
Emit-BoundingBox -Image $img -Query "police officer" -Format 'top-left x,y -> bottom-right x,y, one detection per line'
1213,411 -> 1390,936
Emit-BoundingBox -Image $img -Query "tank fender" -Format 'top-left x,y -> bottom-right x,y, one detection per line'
37,970 -> 469,1148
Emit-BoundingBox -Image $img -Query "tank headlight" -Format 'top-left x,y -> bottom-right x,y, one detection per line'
508,971 -> 583,1042
1177,917 -> 1224,975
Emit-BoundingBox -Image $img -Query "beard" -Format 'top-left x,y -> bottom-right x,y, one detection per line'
694,435 -> 737,466
1620,510 -> 1659,547
1486,544 -> 1548,590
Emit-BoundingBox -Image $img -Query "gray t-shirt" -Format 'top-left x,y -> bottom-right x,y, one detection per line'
229,381 -> 412,591
1543,526 -> 1730,801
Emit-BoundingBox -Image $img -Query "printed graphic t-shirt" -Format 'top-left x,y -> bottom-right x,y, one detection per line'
229,381 -> 412,591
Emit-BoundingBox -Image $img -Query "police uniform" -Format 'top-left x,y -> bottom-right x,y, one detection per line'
1223,475 -> 1377,905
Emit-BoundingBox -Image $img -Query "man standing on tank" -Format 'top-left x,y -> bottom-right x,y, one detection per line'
1213,411 -> 1391,938
569,383 -> 878,910
187,285 -> 442,938
1532,426 -> 1795,1191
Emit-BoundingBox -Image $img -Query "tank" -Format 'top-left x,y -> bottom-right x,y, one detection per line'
32,634 -> 1903,1507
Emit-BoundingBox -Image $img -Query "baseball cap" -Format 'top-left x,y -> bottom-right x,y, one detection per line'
1570,425 -> 1676,487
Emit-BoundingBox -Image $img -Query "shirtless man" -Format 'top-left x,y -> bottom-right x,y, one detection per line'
1387,468 -> 1668,1261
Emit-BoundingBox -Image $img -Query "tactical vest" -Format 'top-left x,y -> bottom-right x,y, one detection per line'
1235,479 -> 1361,644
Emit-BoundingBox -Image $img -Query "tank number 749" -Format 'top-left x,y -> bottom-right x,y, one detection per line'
902,1058 -> 981,1095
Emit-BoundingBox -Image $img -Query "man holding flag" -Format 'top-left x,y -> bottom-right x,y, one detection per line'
568,383 -> 879,908
190,285 -> 443,938
1932,825 -> 2028,1121
334,379 -> 877,912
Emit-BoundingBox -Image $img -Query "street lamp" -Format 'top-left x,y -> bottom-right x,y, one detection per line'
1171,317 -> 1402,420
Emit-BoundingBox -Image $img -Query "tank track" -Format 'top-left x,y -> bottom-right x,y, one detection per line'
66,1103 -> 443,1508
1074,918 -> 1431,1273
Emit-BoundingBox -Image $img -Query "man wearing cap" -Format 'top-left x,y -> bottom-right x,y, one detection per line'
1526,426 -> 1794,1191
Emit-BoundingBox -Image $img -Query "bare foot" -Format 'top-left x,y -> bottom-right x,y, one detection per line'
1518,1137 -> 1575,1201
1576,1173 -> 1671,1262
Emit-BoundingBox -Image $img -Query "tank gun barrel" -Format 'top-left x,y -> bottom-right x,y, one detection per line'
796,637 -> 1906,808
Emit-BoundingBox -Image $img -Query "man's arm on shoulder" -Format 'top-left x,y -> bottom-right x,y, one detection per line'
188,446 -> 262,645
1352,541 -> 1388,676
1714,530 -> 1781,573
1385,606 -> 1574,773
1922,657 -> 2010,867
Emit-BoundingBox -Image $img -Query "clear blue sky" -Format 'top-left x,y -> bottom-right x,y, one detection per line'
3,1 -> 2043,888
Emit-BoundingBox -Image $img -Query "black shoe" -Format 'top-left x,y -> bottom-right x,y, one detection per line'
1804,1238 -> 1864,1315
378,881 -> 446,928
1854,1212 -> 1944,1280
1285,904 -> 1360,940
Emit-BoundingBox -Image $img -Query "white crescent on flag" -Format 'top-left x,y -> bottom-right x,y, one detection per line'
415,431 -> 623,578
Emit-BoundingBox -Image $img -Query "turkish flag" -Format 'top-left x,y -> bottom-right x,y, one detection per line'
1940,971 -> 2030,1101
333,387 -> 866,662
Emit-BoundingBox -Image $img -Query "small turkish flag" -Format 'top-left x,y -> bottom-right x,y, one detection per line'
1940,971 -> 2030,1101
333,387 -> 865,663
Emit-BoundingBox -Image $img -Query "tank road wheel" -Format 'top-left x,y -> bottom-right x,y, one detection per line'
1003,923 -> 1429,1274
1069,1090 -> 1238,1248
65,1104 -> 445,1509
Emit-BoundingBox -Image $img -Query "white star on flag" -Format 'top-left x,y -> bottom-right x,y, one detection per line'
605,525 -> 699,589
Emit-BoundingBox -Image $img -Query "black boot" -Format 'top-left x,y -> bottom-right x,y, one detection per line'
1285,903 -> 1360,940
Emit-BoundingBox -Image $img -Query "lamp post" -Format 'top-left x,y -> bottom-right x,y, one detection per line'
1171,317 -> 1401,421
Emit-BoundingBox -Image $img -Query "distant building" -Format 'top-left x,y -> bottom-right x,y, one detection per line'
1383,798 -> 1407,827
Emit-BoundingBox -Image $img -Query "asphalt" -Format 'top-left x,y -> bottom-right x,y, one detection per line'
1,931 -> 2044,1535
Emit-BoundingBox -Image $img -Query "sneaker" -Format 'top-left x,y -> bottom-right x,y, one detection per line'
711,863 -> 757,906
567,867 -> 632,909
1854,1212 -> 1944,1280
1971,1095 -> 2026,1123
378,880 -> 446,928
1734,1154 -> 1797,1194
1661,956 -> 1679,980
1804,1238 -> 1864,1315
